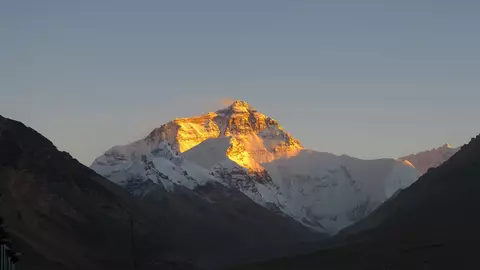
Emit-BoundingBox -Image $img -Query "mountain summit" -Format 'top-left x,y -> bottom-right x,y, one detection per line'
223,100 -> 255,111
146,100 -> 302,170
92,101 -> 419,233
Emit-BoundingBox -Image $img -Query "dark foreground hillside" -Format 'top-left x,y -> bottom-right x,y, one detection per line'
0,115 -> 320,270
236,134 -> 480,270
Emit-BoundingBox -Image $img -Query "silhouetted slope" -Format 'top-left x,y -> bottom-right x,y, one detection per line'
0,115 -> 319,270
237,134 -> 480,269
0,115 -> 175,269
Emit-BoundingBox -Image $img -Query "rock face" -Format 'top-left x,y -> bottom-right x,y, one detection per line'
399,143 -> 459,175
0,115 -> 321,270
92,100 -> 420,234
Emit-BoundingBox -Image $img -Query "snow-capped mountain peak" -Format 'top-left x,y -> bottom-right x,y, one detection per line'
91,100 -> 420,234
143,100 -> 302,171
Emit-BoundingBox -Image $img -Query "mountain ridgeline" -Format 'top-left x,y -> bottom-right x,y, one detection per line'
399,143 -> 459,175
238,135 -> 480,269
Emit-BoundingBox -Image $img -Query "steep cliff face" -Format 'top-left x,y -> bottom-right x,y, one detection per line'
92,101 -> 420,234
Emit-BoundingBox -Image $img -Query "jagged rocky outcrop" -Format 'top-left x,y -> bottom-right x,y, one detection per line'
92,100 -> 420,233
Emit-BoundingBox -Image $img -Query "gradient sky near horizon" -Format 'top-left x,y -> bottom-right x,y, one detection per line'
2,0 -> 480,165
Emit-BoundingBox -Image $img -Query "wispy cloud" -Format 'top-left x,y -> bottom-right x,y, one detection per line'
220,98 -> 236,106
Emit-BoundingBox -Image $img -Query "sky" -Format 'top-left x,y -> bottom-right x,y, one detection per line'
1,0 -> 480,165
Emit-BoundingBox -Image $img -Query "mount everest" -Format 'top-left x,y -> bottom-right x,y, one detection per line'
91,100 -> 453,234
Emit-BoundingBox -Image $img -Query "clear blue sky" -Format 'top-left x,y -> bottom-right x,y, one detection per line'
2,0 -> 480,165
